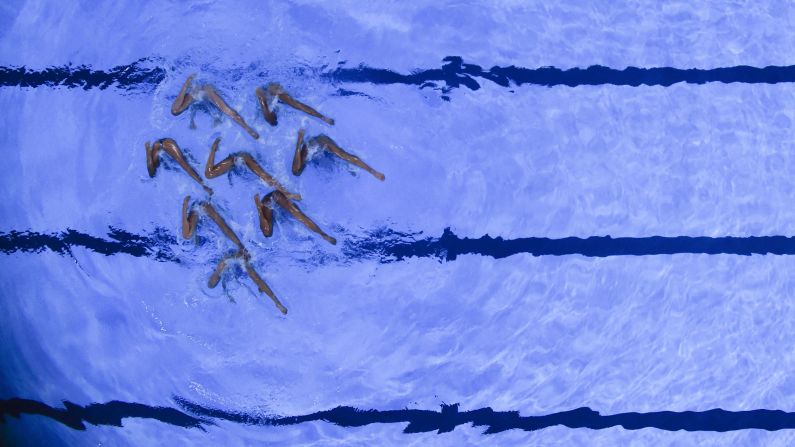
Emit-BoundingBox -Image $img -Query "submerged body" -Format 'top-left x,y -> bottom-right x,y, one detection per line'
293,130 -> 385,181
254,190 -> 336,245
145,138 -> 213,195
204,137 -> 301,200
208,250 -> 287,315
256,82 -> 335,126
172,75 -> 260,139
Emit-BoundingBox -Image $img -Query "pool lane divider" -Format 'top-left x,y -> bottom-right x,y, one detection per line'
4,396 -> 795,434
4,227 -> 795,262
5,57 -> 795,94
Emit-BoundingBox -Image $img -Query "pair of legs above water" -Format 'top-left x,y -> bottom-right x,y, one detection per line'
205,137 -> 301,200
182,196 -> 247,253
145,138 -> 213,195
293,129 -> 385,181
208,250 -> 287,314
254,190 -> 336,245
256,82 -> 335,126
172,75 -> 260,140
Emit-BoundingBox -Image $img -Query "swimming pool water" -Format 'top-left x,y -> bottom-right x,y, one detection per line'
3,1 -> 795,445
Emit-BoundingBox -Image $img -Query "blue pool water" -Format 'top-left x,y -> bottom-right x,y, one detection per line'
4,1 -> 795,445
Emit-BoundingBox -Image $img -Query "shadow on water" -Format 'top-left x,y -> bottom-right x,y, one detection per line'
4,397 -> 795,435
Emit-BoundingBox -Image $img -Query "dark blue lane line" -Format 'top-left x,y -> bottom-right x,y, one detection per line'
4,227 -> 795,263
0,58 -> 165,91
343,227 -> 795,262
173,399 -> 795,434
0,398 -> 209,431
0,227 -> 177,262
5,397 -> 795,434
326,56 -> 795,93
4,56 -> 795,94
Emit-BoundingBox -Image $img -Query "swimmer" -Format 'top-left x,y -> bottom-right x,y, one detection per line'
254,190 -> 336,245
293,130 -> 385,181
172,74 -> 260,139
145,138 -> 213,195
204,137 -> 301,201
256,82 -> 335,126
182,196 -> 247,253
208,250 -> 287,314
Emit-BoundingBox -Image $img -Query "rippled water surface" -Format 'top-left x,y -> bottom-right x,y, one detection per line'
3,1 -> 795,445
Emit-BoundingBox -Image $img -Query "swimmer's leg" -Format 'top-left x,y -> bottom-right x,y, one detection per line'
201,85 -> 260,139
160,138 -> 214,195
171,74 -> 196,116
205,137 -> 237,179
243,259 -> 288,314
181,196 -> 199,239
254,193 -> 274,237
317,135 -> 385,181
240,154 -> 301,200
200,202 -> 247,252
291,129 -> 309,176
145,141 -> 162,177
271,191 -> 336,245
255,86 -> 278,126
268,83 -> 334,125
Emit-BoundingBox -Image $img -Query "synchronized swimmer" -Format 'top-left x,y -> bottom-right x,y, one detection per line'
181,196 -> 246,252
254,190 -> 337,245
208,250 -> 287,315
256,82 -> 335,126
146,138 -> 213,195
146,74 -> 385,313
205,137 -> 301,201
172,74 -> 260,140
293,129 -> 385,181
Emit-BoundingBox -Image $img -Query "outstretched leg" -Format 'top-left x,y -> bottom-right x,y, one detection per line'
268,83 -> 335,125
202,85 -> 260,139
199,201 -> 247,252
315,135 -> 385,181
182,196 -> 199,239
241,154 -> 301,200
255,86 -> 278,126
266,191 -> 337,245
291,129 -> 309,176
254,194 -> 274,237
205,137 -> 237,179
171,74 -> 196,116
243,259 -> 288,314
